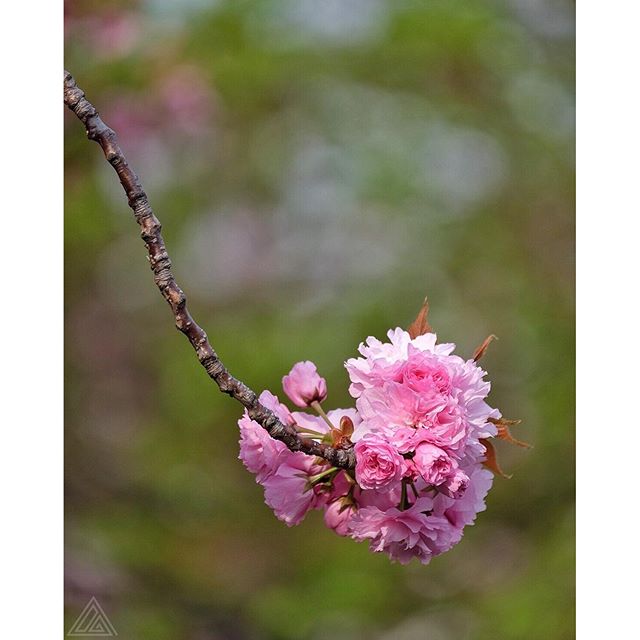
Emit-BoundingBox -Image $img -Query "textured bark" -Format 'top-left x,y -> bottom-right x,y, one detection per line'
64,70 -> 355,470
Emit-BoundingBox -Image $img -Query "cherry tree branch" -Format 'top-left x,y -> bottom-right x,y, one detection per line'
63,70 -> 355,470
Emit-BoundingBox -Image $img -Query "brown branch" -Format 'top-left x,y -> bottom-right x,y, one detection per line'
63,70 -> 355,470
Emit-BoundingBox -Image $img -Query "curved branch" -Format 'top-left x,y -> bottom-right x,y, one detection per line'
63,70 -> 355,470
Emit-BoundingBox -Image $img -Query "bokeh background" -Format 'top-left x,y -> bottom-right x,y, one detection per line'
64,1 -> 575,638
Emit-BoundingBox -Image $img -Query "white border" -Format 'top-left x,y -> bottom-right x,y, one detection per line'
2,0 -> 638,636
576,2 -> 640,637
0,0 -> 64,636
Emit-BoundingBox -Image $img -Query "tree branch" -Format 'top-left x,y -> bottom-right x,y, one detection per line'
63,70 -> 355,470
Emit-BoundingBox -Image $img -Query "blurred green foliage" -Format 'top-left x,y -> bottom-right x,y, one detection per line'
65,0 -> 574,638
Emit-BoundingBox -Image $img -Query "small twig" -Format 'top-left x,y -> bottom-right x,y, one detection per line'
63,70 -> 355,470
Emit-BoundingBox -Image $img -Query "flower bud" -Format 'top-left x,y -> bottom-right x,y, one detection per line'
282,361 -> 328,408
324,499 -> 356,536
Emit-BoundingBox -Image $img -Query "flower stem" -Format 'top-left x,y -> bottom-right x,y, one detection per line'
309,466 -> 338,484
295,426 -> 327,437
399,479 -> 409,510
310,400 -> 337,432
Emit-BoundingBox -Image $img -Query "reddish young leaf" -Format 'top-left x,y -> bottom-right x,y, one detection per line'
473,334 -> 498,362
407,297 -> 433,339
489,417 -> 532,449
339,415 -> 354,438
331,416 -> 355,448
480,438 -> 512,479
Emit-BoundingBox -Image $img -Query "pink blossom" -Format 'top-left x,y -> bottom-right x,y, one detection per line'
324,500 -> 356,536
390,426 -> 421,453
349,497 -> 454,564
259,390 -> 296,426
291,411 -> 330,435
262,452 -> 324,526
413,443 -> 456,486
354,436 -> 404,491
345,329 -> 411,397
238,390 -> 301,482
401,458 -> 420,483
236,320 -> 504,565
401,349 -> 452,395
238,415 -> 287,483
438,468 -> 493,529
282,361 -> 328,407
346,328 -> 455,397
326,470 -> 353,500
439,468 -> 470,499
390,426 -> 437,454
424,400 -> 468,452
287,407 -> 361,443
353,382 -> 446,439
358,484 -> 402,511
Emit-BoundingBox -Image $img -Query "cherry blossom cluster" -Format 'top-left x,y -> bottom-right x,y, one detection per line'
237,327 -> 502,564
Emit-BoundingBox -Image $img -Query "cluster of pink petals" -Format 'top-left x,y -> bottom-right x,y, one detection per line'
238,329 -> 500,564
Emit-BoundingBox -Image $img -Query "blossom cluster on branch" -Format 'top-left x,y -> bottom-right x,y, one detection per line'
238,309 -> 518,565
63,70 -> 528,567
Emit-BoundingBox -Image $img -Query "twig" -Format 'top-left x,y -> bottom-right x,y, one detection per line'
63,70 -> 355,470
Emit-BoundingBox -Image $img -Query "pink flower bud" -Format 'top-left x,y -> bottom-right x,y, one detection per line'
354,435 -> 404,490
324,500 -> 356,536
282,361 -> 328,408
